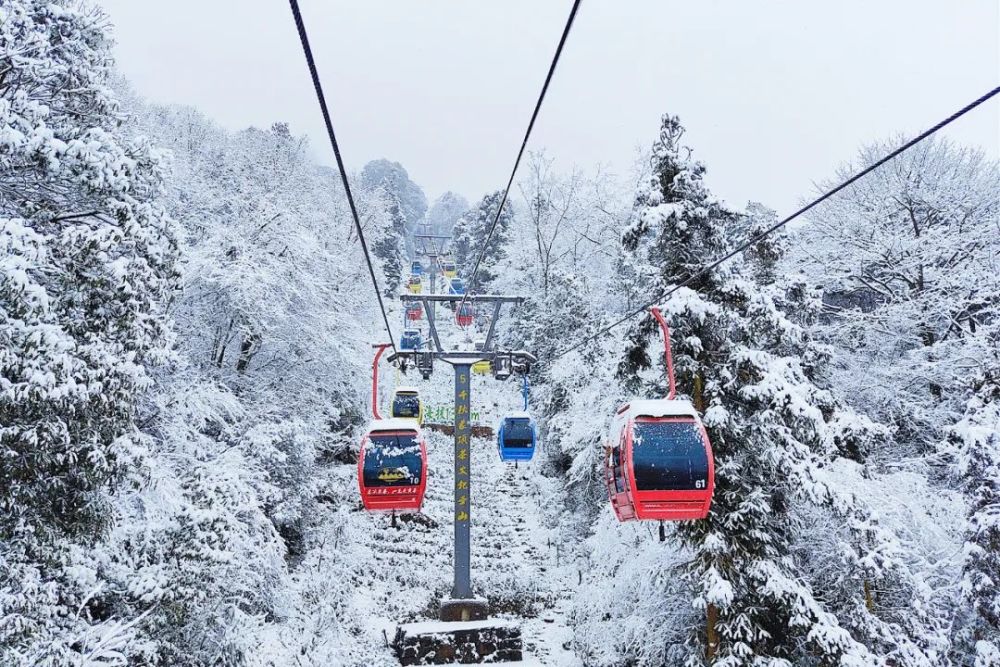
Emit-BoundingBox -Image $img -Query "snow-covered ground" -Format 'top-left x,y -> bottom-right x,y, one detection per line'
254,325 -> 582,665
342,425 -> 582,664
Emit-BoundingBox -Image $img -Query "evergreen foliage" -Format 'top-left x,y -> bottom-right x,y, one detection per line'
606,115 -> 934,664
360,159 -> 427,293
453,191 -> 514,293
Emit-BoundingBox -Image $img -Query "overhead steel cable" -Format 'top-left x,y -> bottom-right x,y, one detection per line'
553,84 -> 1000,361
459,0 -> 583,320
288,0 -> 398,354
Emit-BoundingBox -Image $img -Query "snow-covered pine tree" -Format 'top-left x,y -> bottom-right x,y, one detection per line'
0,0 -> 175,550
945,371 -> 1000,666
372,199 -> 407,295
618,115 -> 929,665
361,159 -> 427,293
453,191 -> 514,293
425,191 -> 469,237
0,0 -> 177,660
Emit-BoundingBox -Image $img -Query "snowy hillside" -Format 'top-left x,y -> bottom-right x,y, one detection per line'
1,1 -> 998,666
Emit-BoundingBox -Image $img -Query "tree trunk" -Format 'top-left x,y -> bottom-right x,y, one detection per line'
214,342 -> 227,368
236,330 -> 261,374
706,603 -> 719,662
214,317 -> 235,368
693,373 -> 706,412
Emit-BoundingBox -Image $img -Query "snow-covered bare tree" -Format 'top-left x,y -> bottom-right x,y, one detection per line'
792,138 -> 1000,454
513,152 -> 624,298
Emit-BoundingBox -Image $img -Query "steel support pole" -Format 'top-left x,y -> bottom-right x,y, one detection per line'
482,300 -> 504,351
422,297 -> 442,353
452,363 -> 472,599
428,254 -> 437,323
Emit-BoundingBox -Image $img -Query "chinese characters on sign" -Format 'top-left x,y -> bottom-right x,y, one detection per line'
454,369 -> 472,527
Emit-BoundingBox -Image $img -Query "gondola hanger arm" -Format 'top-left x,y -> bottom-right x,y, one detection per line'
649,307 -> 676,401
371,343 -> 392,420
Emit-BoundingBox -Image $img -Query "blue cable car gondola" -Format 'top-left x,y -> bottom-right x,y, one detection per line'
400,328 -> 422,351
411,260 -> 423,276
448,278 -> 465,296
498,377 -> 537,461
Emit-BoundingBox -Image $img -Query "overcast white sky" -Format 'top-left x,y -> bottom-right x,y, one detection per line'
98,0 -> 998,214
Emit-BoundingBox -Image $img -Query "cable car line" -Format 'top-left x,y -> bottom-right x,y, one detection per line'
287,0 -> 398,354
458,0 -> 582,319
552,84 -> 1000,361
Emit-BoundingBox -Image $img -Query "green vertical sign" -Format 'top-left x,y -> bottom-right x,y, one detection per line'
452,363 -> 472,599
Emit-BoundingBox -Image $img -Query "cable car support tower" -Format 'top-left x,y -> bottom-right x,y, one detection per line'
390,294 -> 536,622
413,231 -> 451,318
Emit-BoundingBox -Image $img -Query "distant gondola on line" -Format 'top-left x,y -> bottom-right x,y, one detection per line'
405,303 -> 423,322
456,303 -> 473,327
604,308 -> 715,521
472,339 -> 491,374
411,260 -> 423,276
407,275 -> 422,294
400,328 -> 422,351
448,277 -> 465,296
497,411 -> 537,461
498,375 -> 536,461
358,419 -> 427,512
390,386 -> 423,425
442,260 -> 457,278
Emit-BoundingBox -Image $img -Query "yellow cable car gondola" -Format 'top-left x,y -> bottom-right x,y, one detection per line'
473,339 -> 492,375
407,275 -> 422,294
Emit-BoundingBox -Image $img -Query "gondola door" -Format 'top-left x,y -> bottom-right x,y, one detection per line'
607,425 -> 636,520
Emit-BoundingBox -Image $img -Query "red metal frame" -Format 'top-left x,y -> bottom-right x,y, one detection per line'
605,415 -> 714,521
650,307 -> 676,400
357,429 -> 428,512
371,343 -> 391,419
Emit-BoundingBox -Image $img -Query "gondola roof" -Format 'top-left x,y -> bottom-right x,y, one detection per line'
366,418 -> 423,433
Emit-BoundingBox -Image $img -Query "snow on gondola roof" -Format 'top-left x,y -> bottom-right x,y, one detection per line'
609,400 -> 701,443
366,418 -> 423,434
616,398 -> 699,420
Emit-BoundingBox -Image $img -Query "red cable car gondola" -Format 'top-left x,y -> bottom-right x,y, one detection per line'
358,420 -> 428,512
456,303 -> 473,327
359,345 -> 428,512
604,307 -> 715,521
406,302 -> 423,322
